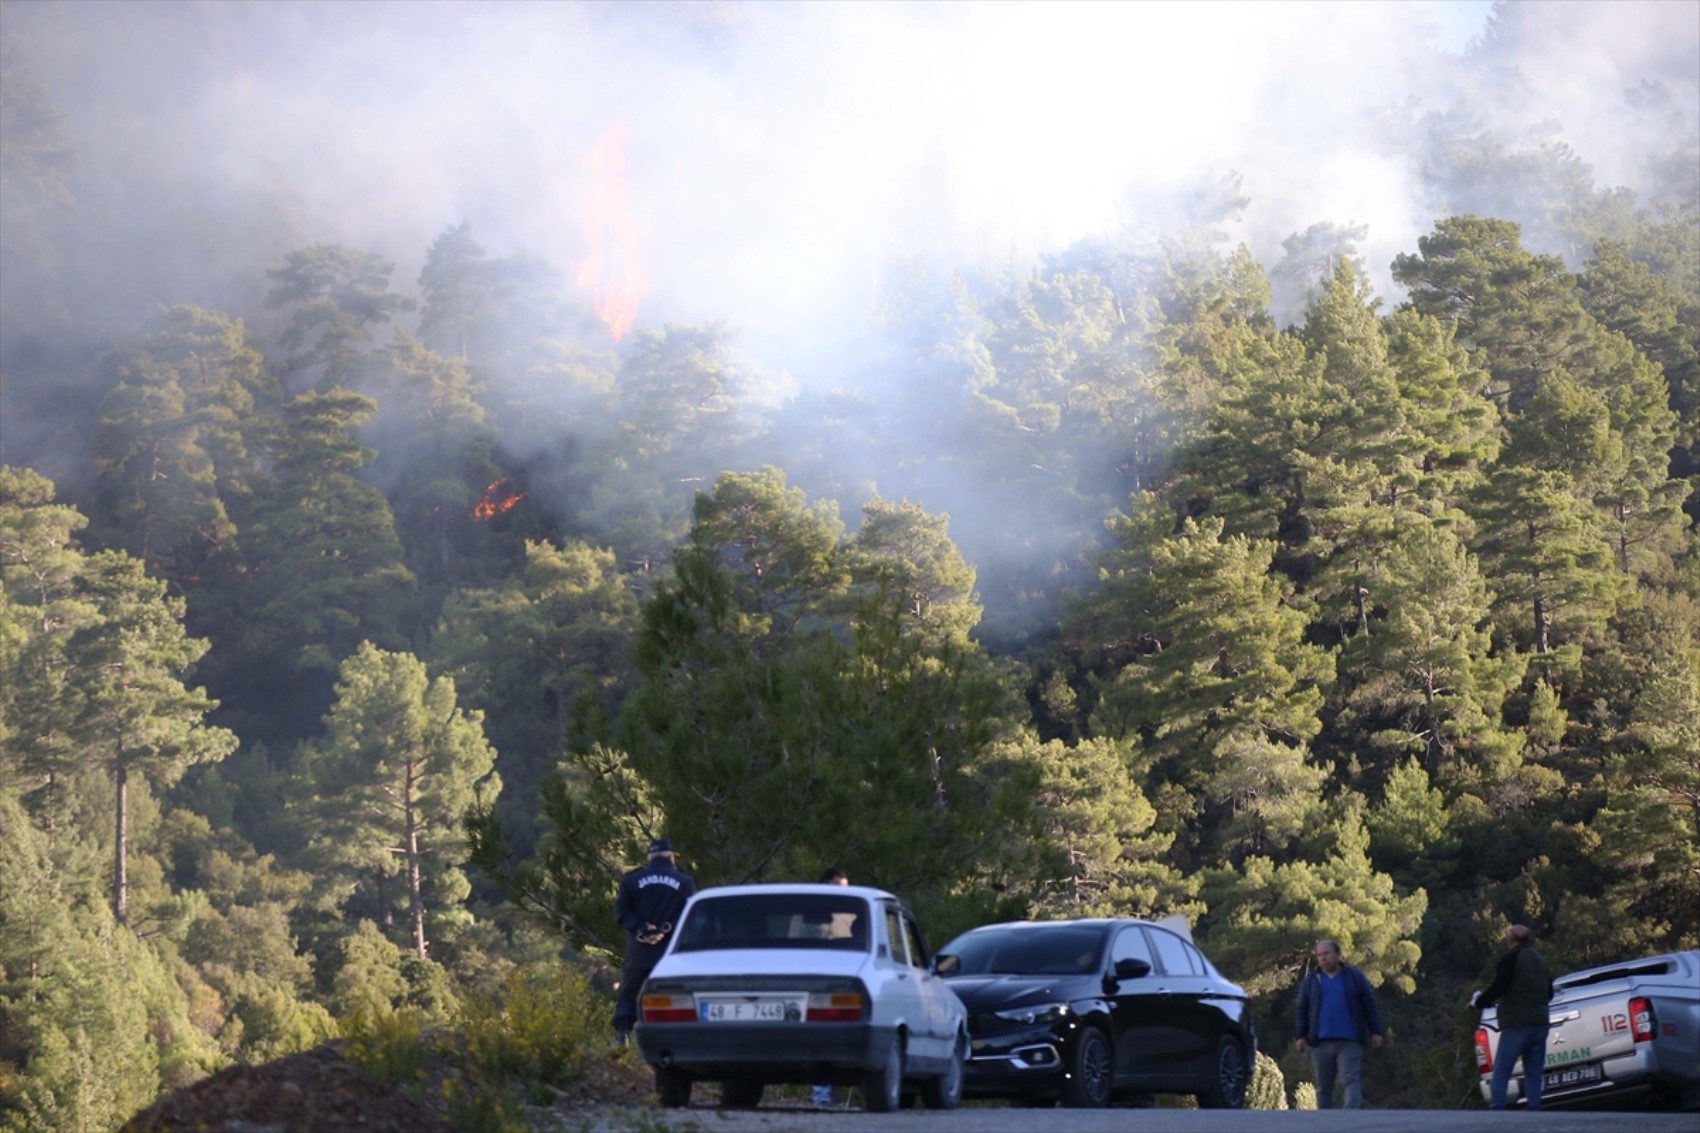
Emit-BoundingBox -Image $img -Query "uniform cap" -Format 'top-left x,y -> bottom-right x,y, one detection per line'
647,838 -> 675,855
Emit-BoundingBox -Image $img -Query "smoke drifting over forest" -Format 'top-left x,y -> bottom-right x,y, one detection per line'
3,0 -> 1694,371
1,0 -> 1697,644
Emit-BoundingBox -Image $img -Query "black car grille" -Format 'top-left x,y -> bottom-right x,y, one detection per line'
968,1013 -> 1034,1036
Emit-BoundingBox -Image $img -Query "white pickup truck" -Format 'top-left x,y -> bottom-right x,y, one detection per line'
1475,950 -> 1700,1110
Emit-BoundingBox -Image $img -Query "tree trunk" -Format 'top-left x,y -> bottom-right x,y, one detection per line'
438,506 -> 451,577
114,761 -> 129,925
1423,684 -> 1442,775
1534,593 -> 1549,654
405,762 -> 427,958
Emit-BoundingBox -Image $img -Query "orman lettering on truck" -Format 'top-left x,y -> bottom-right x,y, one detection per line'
1547,1047 -> 1592,1067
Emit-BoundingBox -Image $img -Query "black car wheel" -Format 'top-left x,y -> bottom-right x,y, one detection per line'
920,1034 -> 966,1110
720,1077 -> 764,1109
1059,1026 -> 1113,1108
655,1067 -> 691,1108
864,1036 -> 905,1112
1198,1036 -> 1249,1109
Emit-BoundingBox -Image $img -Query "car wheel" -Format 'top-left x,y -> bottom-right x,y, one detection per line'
920,1034 -> 966,1110
863,1035 -> 905,1113
1197,1036 -> 1249,1109
1059,1026 -> 1113,1108
655,1067 -> 691,1108
719,1077 -> 764,1109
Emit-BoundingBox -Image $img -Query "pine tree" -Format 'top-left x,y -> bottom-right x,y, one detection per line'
843,496 -> 980,649
1200,796 -> 1426,997
1088,515 -> 1334,866
416,221 -> 494,363
264,244 -> 415,391
429,538 -> 640,853
1336,520 -> 1526,787
360,334 -> 504,598
304,643 -> 499,959
1391,216 -> 1594,410
67,551 -> 236,923
683,466 -> 847,636
989,731 -> 1198,923
0,468 -> 95,819
217,390 -> 414,745
1473,379 -> 1628,658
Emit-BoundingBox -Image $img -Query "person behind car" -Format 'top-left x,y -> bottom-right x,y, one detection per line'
613,837 -> 697,1047
1294,938 -> 1384,1109
1472,924 -> 1555,1110
813,867 -> 850,1108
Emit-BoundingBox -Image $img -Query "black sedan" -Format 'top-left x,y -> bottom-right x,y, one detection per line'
934,917 -> 1255,1109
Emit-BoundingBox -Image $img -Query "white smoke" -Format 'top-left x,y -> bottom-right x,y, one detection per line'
1,0 -> 1693,379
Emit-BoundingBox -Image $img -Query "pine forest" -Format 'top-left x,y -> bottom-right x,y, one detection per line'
0,1 -> 1696,1126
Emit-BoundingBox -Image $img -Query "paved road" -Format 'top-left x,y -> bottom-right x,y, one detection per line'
549,1102 -> 1699,1132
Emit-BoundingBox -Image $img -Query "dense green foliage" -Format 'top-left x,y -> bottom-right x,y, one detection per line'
2,14 -> 1698,1128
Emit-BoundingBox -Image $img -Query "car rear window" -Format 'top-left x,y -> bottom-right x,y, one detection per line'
672,893 -> 870,953
942,925 -> 1106,975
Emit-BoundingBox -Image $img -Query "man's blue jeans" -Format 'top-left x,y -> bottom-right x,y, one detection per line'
1310,1039 -> 1365,1109
1491,1024 -> 1550,1110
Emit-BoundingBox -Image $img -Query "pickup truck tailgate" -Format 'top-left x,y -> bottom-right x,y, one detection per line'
1479,950 -> 1700,1108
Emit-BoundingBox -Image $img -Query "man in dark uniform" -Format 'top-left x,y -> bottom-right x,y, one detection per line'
613,837 -> 696,1045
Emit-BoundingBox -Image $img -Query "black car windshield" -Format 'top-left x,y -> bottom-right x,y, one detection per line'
672,893 -> 870,953
943,925 -> 1106,975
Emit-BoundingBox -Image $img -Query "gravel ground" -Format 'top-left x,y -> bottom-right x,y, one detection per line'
118,1041 -> 1697,1133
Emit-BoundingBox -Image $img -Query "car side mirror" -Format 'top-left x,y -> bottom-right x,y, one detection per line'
934,954 -> 960,975
1112,958 -> 1151,981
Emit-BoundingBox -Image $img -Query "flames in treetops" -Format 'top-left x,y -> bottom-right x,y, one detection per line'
471,477 -> 526,520
576,125 -> 646,342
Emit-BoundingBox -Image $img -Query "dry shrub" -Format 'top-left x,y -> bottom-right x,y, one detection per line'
454,962 -> 610,1090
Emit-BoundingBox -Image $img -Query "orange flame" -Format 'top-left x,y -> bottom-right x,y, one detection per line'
472,477 -> 527,521
576,125 -> 647,342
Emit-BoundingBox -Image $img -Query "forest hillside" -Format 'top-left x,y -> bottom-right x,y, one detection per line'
1,2 -> 1696,1126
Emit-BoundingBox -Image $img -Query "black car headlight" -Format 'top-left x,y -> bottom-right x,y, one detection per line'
993,1002 -> 1072,1025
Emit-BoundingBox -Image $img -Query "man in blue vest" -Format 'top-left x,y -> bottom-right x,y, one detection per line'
1294,938 -> 1385,1108
613,837 -> 696,1046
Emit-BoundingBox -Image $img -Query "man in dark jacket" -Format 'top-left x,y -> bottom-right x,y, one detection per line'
1472,924 -> 1555,1110
612,837 -> 697,1045
1294,939 -> 1384,1109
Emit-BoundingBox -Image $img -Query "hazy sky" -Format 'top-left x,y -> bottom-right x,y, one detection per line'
2,0 -> 1694,377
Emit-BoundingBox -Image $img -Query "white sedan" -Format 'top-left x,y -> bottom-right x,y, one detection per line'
634,883 -> 969,1111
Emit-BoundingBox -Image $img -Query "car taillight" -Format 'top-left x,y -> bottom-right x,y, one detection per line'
642,993 -> 697,1023
1629,996 -> 1657,1042
1474,1027 -> 1493,1073
806,992 -> 865,1022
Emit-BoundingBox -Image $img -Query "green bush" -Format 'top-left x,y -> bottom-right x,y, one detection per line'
441,1074 -> 528,1133
1247,1051 -> 1288,1109
454,962 -> 610,1088
342,1006 -> 429,1086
